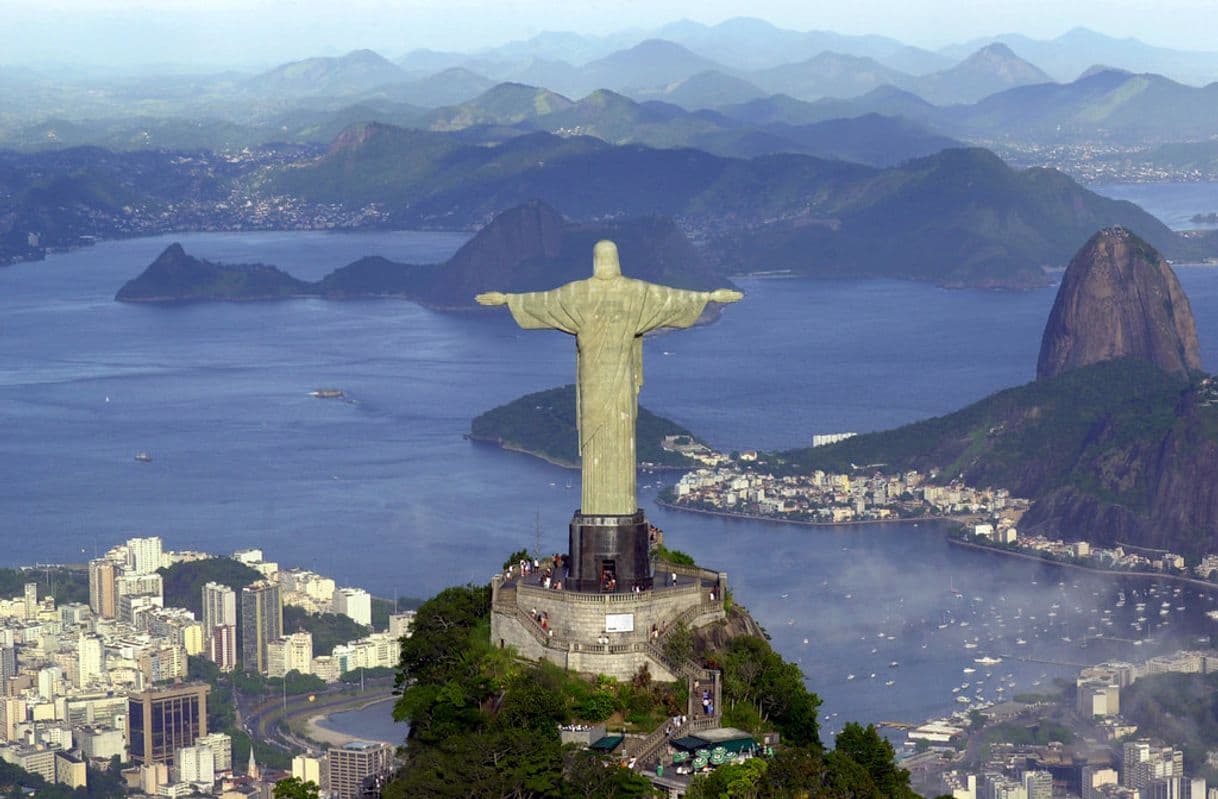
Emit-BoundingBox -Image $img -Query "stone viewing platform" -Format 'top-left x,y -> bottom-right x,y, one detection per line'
490,558 -> 727,683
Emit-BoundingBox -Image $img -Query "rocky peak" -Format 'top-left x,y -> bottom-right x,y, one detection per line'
1037,227 -> 1202,379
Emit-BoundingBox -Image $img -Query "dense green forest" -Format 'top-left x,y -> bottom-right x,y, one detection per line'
283,606 -> 370,655
157,557 -> 264,617
0,566 -> 89,607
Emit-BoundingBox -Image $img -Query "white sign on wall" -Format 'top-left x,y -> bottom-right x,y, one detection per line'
605,613 -> 635,633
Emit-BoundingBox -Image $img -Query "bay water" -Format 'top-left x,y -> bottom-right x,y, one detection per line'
2,185 -> 1217,740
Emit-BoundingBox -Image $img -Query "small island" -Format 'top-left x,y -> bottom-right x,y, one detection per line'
1192,212 -> 1218,224
469,385 -> 719,470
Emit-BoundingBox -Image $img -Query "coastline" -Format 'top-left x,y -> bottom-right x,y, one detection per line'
467,435 -> 695,472
654,498 -> 975,528
947,536 -> 1218,592
305,695 -> 398,747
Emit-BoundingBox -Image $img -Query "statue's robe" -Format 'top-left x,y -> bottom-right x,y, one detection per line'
505,277 -> 710,515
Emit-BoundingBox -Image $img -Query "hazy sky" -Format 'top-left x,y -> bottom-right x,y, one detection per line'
5,0 -> 1218,70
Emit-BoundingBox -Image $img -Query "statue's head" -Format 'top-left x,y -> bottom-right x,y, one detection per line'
593,240 -> 621,281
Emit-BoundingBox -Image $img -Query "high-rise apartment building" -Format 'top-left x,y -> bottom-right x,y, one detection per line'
202,582 -> 236,637
207,625 -> 237,672
77,634 -> 104,687
240,581 -> 282,675
125,536 -> 163,575
174,744 -> 216,785
327,741 -> 393,799
88,559 -> 118,619
196,732 -> 232,773
22,583 -> 37,619
127,683 -> 209,765
332,588 -> 372,626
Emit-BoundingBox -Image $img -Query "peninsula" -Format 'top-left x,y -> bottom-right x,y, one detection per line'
469,385 -> 716,470
679,229 -> 1218,555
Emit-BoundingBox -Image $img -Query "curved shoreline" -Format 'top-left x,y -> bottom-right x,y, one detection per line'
947,536 -> 1218,592
653,498 -> 972,528
305,695 -> 398,746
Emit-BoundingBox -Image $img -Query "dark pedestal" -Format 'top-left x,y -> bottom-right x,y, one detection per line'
568,509 -> 652,593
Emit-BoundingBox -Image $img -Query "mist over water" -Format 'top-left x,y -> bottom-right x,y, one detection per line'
1,189 -> 1216,734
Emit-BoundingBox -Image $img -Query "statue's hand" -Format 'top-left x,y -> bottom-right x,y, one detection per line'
710,289 -> 744,303
475,291 -> 507,306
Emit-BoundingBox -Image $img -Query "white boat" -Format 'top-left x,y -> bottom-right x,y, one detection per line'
975,656 -> 1002,665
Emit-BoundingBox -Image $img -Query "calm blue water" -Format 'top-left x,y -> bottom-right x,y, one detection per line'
1093,182 -> 1218,230
316,698 -> 402,745
2,188 -> 1217,738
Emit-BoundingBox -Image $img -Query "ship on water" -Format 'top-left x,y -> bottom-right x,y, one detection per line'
134,452 -> 152,463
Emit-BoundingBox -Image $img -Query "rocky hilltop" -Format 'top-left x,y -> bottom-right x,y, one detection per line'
783,232 -> 1218,555
115,243 -> 312,302
1038,227 -> 1202,379
418,200 -> 730,308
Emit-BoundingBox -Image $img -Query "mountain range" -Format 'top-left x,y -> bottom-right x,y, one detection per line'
6,19 -> 1218,157
403,18 -> 1218,85
265,122 -> 1214,287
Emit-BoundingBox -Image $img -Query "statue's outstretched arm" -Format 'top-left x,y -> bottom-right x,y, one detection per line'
709,288 -> 744,303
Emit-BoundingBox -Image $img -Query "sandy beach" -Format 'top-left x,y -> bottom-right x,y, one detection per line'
304,696 -> 397,746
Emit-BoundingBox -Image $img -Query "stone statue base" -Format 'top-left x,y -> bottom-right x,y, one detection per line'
569,510 -> 652,592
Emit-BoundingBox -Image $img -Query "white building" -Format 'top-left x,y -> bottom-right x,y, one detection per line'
268,631 -> 314,677
388,612 -> 416,639
201,582 -> 236,636
292,754 -> 324,788
78,725 -> 126,761
174,744 -> 216,785
125,537 -> 164,575
333,588 -> 372,627
232,549 -> 263,565
77,634 -> 104,687
196,732 -> 232,773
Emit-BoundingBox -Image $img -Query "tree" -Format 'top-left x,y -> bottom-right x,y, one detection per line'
563,748 -> 657,799
833,723 -> 915,799
716,636 -> 821,748
504,549 -> 532,570
687,757 -> 768,799
662,622 -> 694,665
274,777 -> 321,799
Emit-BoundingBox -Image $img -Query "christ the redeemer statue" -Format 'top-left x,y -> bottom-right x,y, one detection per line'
476,240 -> 742,518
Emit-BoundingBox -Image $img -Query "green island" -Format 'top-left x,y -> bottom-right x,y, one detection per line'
469,385 -> 708,469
